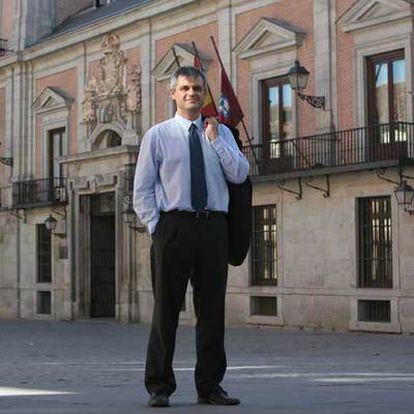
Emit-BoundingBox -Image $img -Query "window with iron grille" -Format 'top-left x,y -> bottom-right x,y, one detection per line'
251,205 -> 277,285
250,296 -> 277,316
37,291 -> 51,315
37,224 -> 52,283
358,299 -> 391,323
358,197 -> 392,288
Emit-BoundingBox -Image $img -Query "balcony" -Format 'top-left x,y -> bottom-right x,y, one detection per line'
12,177 -> 68,209
243,122 -> 414,181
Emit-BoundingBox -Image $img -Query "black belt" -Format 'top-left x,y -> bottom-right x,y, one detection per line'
161,209 -> 226,219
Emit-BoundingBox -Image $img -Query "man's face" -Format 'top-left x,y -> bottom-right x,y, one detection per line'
171,75 -> 206,115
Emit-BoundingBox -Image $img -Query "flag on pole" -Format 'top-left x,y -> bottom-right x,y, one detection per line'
218,67 -> 244,128
193,54 -> 218,117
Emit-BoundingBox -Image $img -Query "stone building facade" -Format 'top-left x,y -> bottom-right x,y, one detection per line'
1,0 -> 414,333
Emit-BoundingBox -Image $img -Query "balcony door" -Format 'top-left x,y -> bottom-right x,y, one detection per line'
367,50 -> 407,160
45,128 -> 65,203
48,128 -> 64,179
261,77 -> 292,173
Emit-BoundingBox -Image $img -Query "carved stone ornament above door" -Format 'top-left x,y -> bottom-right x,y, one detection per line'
83,32 -> 142,149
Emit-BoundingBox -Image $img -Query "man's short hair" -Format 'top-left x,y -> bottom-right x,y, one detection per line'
170,66 -> 207,91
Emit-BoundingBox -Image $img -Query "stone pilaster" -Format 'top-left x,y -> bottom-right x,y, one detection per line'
313,0 -> 337,131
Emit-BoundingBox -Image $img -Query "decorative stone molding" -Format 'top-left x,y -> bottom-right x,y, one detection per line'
126,65 -> 142,113
33,87 -> 72,179
33,86 -> 73,114
153,43 -> 211,82
339,0 -> 413,33
234,18 -> 305,61
73,173 -> 118,191
83,32 -> 142,148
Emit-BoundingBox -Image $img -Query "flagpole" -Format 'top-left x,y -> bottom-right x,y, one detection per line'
191,41 -> 218,115
210,35 -> 259,171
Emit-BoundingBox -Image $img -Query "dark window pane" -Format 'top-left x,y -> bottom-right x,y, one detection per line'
251,296 -> 277,316
37,291 -> 51,315
358,300 -> 391,323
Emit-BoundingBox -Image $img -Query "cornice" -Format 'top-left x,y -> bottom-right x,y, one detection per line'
21,0 -> 199,62
60,145 -> 139,165
338,0 -> 413,33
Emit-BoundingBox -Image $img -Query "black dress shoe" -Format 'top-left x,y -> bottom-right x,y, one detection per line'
198,388 -> 240,406
148,392 -> 169,407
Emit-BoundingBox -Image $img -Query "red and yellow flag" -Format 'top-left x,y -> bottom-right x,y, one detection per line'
194,55 -> 218,117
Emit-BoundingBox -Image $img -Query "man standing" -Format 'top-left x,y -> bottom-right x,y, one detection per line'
133,66 -> 249,407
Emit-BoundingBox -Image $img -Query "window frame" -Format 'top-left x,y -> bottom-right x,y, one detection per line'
251,204 -> 278,286
366,49 -> 405,126
357,196 -> 393,289
37,223 -> 52,284
261,76 -> 292,155
48,128 -> 65,179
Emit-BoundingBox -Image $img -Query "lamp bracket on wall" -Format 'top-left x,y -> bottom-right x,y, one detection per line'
276,178 -> 302,200
52,205 -> 66,219
11,209 -> 26,223
304,175 -> 330,198
376,168 -> 414,185
297,92 -> 325,110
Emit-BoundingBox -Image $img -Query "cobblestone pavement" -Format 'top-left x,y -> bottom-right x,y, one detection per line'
1,320 -> 414,413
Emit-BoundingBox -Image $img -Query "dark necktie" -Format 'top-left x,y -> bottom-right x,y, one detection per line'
188,123 -> 207,211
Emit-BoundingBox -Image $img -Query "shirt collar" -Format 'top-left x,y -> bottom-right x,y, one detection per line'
174,112 -> 203,131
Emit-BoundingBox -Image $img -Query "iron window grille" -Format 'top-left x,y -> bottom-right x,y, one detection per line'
251,205 -> 278,285
250,296 -> 277,316
358,196 -> 392,288
37,224 -> 52,283
37,291 -> 51,315
358,299 -> 391,323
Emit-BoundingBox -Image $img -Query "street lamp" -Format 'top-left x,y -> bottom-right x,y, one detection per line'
394,180 -> 414,214
44,208 -> 67,237
44,215 -> 58,231
287,60 -> 325,110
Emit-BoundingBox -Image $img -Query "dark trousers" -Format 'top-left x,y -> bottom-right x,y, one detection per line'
145,212 -> 229,396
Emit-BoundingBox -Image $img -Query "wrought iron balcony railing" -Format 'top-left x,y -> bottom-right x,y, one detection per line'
243,122 -> 414,178
12,177 -> 68,209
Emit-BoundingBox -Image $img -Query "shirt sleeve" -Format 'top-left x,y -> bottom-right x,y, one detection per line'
133,128 -> 159,234
210,124 -> 250,184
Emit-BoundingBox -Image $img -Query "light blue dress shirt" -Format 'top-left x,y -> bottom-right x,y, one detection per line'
133,113 -> 249,234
